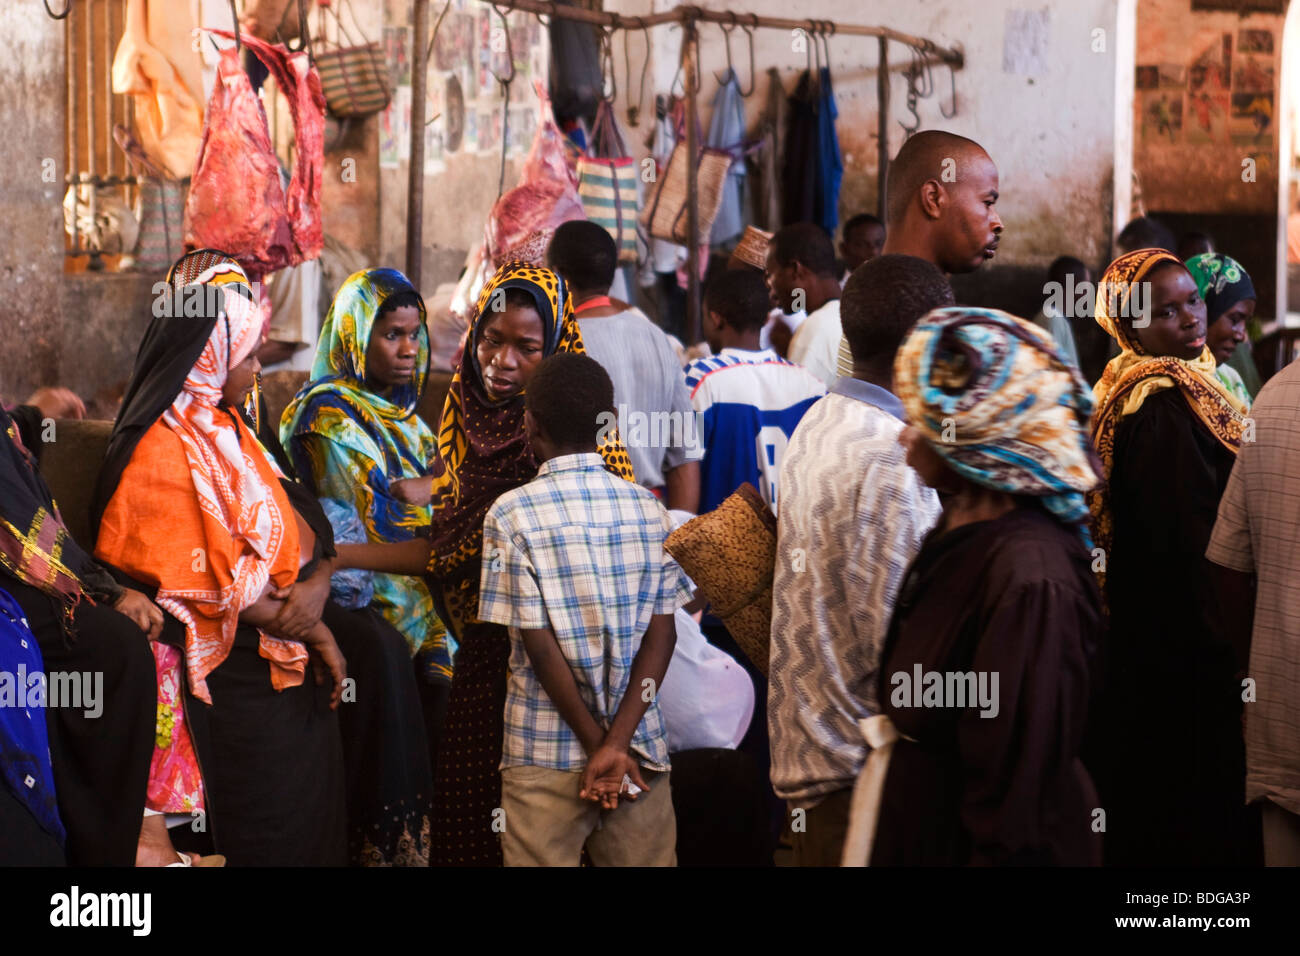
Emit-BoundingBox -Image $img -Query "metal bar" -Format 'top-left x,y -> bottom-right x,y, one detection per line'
85,1 -> 95,178
104,0 -> 113,179
66,5 -> 79,256
407,0 -> 430,286
85,0 -> 100,267
877,36 -> 889,221
479,1 -> 963,67
684,18 -> 700,345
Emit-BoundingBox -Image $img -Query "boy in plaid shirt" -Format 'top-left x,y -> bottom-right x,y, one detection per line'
478,353 -> 692,866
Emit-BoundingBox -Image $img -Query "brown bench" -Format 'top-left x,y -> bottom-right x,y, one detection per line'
34,419 -> 113,548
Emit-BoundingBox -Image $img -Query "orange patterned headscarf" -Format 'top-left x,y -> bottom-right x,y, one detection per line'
96,260 -> 305,703
1088,248 -> 1247,588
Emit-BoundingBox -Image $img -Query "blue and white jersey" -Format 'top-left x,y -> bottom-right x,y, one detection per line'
684,347 -> 826,515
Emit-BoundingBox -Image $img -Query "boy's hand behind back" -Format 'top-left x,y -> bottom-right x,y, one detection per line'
580,744 -> 649,810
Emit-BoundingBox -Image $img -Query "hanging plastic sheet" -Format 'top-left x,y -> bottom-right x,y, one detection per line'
706,70 -> 747,245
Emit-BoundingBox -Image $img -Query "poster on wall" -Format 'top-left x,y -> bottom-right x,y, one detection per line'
1185,91 -> 1229,144
1230,92 -> 1274,146
1234,55 -> 1275,93
1237,29 -> 1274,54
384,26 -> 410,87
380,85 -> 411,169
444,74 -> 465,153
424,79 -> 446,175
1139,91 -> 1183,144
464,109 -> 479,154
477,108 -> 499,154
1188,33 -> 1232,93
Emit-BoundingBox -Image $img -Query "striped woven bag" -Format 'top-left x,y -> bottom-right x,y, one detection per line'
577,102 -> 639,263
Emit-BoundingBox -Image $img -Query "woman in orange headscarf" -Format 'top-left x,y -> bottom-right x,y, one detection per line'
1086,248 -> 1256,866
95,251 -> 348,865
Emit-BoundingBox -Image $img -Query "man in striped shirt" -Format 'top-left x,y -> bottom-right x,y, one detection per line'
684,269 -> 826,517
769,255 -> 950,866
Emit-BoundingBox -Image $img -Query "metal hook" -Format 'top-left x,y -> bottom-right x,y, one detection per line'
818,21 -> 834,73
43,0 -> 72,19
533,1 -> 555,28
804,21 -> 814,74
599,25 -> 617,102
736,14 -> 757,97
228,0 -> 242,51
940,51 -> 959,119
715,13 -> 738,86
625,17 -> 651,127
488,4 -> 516,88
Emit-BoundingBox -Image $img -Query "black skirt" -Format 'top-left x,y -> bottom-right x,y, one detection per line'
177,623 -> 348,866
323,601 -> 433,866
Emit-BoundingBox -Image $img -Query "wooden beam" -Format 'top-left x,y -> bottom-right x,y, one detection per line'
406,0 -> 430,286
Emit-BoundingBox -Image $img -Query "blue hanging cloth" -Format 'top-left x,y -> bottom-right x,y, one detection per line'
814,66 -> 844,236
0,586 -> 65,845
706,69 -> 748,245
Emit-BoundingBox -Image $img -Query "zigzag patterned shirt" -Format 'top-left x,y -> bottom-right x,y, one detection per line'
767,378 -> 941,805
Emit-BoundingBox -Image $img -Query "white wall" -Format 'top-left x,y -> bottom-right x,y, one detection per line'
604,0 -> 1127,269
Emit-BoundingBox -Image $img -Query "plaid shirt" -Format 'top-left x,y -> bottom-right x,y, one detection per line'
478,453 -> 692,772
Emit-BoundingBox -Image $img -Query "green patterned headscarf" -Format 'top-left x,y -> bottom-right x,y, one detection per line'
1184,253 -> 1255,325
280,268 -> 448,673
281,268 -> 434,475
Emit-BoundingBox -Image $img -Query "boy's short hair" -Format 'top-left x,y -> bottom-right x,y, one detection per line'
769,223 -> 838,279
1116,216 -> 1176,254
841,255 -> 954,367
843,213 -> 885,240
704,268 -> 770,333
546,221 -> 618,294
1047,256 -> 1089,287
525,352 -> 615,448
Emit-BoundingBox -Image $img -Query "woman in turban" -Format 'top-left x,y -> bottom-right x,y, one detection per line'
842,306 -> 1104,866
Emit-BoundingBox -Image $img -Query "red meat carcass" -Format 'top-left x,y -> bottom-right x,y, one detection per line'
184,31 -> 324,276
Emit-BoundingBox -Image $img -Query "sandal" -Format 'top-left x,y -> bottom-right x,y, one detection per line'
165,851 -> 226,867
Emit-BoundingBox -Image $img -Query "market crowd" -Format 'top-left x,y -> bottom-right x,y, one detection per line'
2,130 -> 1296,868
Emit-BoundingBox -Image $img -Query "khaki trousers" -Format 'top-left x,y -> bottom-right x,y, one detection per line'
789,788 -> 853,867
500,764 -> 677,867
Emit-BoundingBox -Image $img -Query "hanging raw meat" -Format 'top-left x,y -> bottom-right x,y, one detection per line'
485,83 -> 586,266
184,32 -> 324,276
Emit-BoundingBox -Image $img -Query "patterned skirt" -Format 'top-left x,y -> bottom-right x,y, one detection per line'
430,618 -> 510,866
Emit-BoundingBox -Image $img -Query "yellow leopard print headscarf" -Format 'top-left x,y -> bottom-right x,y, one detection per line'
425,261 -> 634,637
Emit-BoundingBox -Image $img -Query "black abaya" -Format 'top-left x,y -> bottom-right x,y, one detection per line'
873,505 -> 1103,867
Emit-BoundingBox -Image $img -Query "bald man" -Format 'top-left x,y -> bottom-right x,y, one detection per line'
835,131 -> 1003,376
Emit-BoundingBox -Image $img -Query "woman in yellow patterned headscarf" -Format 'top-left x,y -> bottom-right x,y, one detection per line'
1086,248 -> 1253,868
425,261 -> 633,867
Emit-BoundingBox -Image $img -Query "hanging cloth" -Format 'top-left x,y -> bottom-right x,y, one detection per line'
780,70 -> 818,228
814,66 -> 844,236
112,0 -> 206,180
706,70 -> 748,245
751,67 -> 786,231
